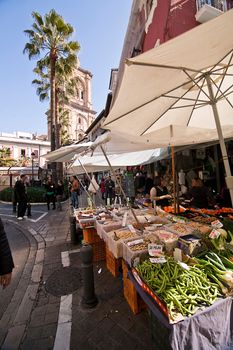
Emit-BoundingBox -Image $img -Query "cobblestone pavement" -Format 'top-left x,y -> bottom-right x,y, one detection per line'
0,200 -> 154,350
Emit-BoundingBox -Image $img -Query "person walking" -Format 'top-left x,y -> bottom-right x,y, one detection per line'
45,177 -> 56,210
14,174 -> 28,220
0,217 -> 14,288
100,177 -> 106,200
70,176 -> 80,209
56,180 -> 64,211
105,176 -> 115,205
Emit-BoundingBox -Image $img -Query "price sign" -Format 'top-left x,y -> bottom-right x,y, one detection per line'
149,257 -> 167,264
122,212 -> 128,227
211,220 -> 223,229
148,244 -> 163,257
209,229 -> 221,239
127,239 -> 144,247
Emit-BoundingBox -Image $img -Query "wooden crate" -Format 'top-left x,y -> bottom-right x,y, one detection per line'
91,241 -> 106,262
106,246 -> 122,277
122,260 -> 146,315
83,227 -> 102,244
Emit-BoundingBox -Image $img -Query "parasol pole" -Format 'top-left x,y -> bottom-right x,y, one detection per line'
206,74 -> 233,206
171,146 -> 177,214
100,146 -> 143,231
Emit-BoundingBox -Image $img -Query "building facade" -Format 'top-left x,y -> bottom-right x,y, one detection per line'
47,66 -> 96,144
67,67 -> 96,141
113,0 -> 233,103
0,131 -> 50,168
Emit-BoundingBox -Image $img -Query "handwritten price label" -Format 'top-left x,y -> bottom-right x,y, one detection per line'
211,220 -> 223,229
148,244 -> 163,257
209,229 -> 221,239
150,257 -> 167,264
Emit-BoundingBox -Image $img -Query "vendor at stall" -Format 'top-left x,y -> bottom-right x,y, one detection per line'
185,177 -> 214,209
150,176 -> 171,207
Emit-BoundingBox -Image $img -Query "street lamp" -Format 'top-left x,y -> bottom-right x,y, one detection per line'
31,152 -> 36,186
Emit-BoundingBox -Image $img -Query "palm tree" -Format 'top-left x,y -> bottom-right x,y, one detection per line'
23,9 -> 80,152
32,56 -> 80,148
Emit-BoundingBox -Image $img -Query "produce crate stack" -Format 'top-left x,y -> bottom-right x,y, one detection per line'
83,227 -> 106,262
122,260 -> 146,314
83,227 -> 102,244
106,246 -> 122,277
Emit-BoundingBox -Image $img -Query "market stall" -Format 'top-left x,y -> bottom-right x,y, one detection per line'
73,202 -> 233,349
103,9 -> 233,205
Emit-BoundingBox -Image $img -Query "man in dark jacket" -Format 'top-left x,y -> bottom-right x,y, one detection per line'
14,174 -> 28,220
105,176 -> 115,205
0,218 -> 14,288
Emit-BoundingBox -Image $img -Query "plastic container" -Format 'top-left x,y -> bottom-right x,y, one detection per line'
122,233 -> 160,266
165,223 -> 193,237
107,228 -> 139,258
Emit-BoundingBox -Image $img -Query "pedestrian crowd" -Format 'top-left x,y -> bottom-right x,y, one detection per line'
13,174 -> 65,220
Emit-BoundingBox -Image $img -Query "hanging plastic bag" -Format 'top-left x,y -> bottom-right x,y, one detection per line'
88,176 -> 99,194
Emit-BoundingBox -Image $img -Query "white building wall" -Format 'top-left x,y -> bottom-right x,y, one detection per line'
0,133 -> 50,168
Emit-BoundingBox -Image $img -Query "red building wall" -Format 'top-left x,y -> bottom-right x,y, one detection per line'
143,0 -> 199,52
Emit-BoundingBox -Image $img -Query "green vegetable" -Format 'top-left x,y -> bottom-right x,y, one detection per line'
136,257 -> 219,320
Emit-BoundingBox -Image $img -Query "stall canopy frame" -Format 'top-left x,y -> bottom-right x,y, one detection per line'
103,9 -> 233,204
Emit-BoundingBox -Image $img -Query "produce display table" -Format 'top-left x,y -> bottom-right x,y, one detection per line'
128,270 -> 233,350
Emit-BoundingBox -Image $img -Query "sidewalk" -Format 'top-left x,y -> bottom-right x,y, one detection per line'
1,200 -> 153,350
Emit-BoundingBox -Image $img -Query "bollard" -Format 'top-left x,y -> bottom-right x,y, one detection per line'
69,216 -> 79,244
80,243 -> 98,308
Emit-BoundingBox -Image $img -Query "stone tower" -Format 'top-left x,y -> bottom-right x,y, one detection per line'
66,67 -> 96,142
47,66 -> 96,144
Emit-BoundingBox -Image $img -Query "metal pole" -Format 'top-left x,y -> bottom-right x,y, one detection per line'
171,146 -> 177,214
100,146 -> 143,231
80,243 -> 98,308
206,74 -> 233,206
32,158 -> 34,186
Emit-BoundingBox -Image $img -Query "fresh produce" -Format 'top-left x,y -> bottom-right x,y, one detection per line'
195,252 -> 233,294
136,257 -> 220,320
167,223 -> 192,236
113,230 -> 136,241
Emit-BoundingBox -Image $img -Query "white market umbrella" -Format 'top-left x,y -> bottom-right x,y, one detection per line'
71,148 -> 166,174
41,142 -> 93,162
103,9 -> 233,204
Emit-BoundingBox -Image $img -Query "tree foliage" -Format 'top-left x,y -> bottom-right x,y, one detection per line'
23,9 -> 80,152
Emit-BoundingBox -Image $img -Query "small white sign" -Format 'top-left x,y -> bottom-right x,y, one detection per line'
127,238 -> 144,247
122,212 -> 128,227
209,229 -> 221,239
148,244 -> 163,257
211,220 -> 223,229
149,257 -> 167,264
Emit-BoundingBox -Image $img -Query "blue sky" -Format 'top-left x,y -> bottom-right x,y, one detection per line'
0,0 -> 132,135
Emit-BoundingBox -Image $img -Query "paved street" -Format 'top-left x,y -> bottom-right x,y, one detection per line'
0,200 -> 153,350
0,203 -> 49,223
0,222 -> 29,320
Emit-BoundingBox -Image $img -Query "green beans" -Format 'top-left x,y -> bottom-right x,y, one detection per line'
136,257 -> 220,319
